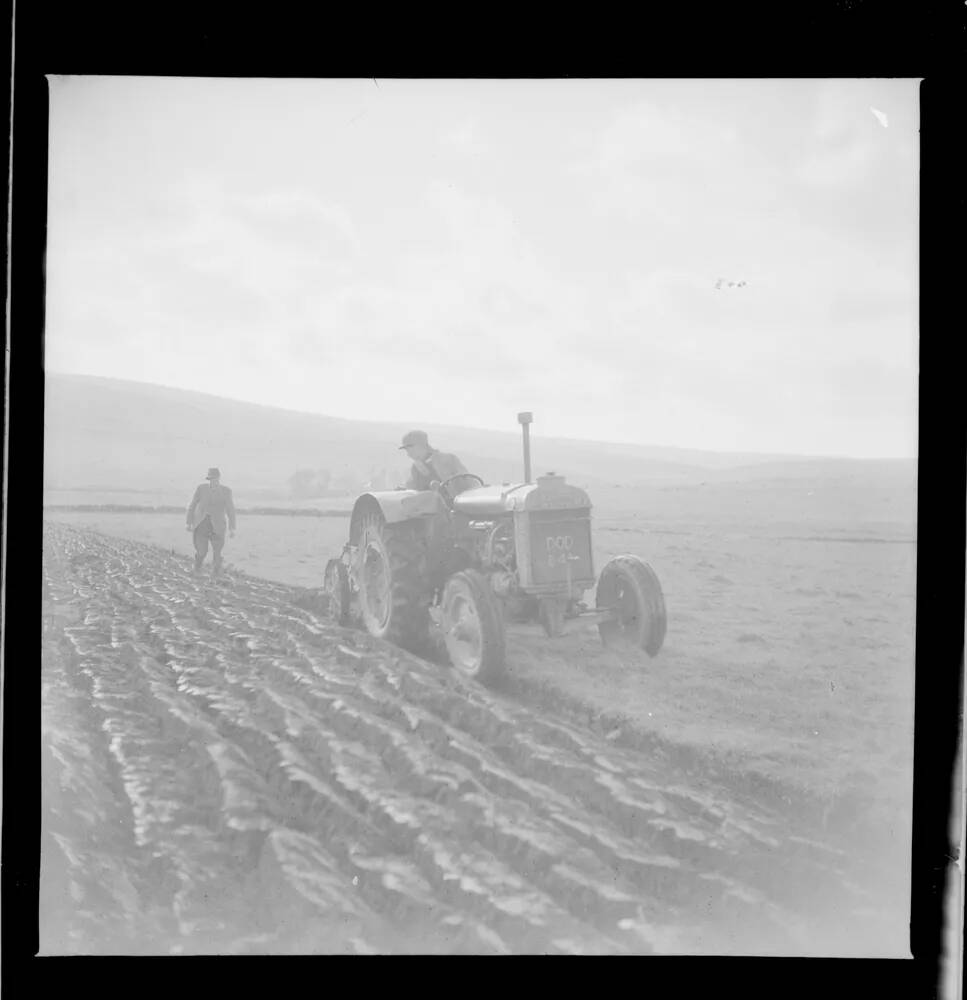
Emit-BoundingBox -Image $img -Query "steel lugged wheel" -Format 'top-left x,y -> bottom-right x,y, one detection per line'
440,570 -> 506,683
596,555 -> 666,656
355,514 -> 430,651
324,558 -> 351,626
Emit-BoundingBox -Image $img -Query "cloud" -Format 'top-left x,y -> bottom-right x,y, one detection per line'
166,181 -> 360,292
592,100 -> 741,167
44,79 -> 919,457
572,98 -> 778,230
479,282 -> 546,325
45,176 -> 366,387
236,190 -> 360,256
441,119 -> 489,156
795,134 -> 874,188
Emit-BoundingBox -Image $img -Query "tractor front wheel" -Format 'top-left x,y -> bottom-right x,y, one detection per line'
440,570 -> 506,684
596,555 -> 666,656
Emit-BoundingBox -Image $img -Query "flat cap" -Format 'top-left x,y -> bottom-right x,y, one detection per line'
399,430 -> 429,450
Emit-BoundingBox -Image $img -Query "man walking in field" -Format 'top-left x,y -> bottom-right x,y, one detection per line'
399,430 -> 474,495
186,467 -> 236,576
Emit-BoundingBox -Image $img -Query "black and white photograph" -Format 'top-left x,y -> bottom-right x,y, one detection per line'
36,76 -> 925,957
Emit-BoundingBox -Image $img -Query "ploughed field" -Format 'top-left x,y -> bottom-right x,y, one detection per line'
45,479 -> 916,821
42,515 -> 912,955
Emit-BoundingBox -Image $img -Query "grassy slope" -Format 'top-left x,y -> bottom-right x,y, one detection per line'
44,373 -> 915,498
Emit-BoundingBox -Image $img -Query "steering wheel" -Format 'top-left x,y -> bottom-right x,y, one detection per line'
437,473 -> 485,505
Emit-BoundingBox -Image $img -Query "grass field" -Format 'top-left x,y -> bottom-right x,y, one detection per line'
45,472 -> 916,855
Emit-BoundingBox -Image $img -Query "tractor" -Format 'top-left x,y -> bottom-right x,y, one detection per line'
323,412 -> 666,683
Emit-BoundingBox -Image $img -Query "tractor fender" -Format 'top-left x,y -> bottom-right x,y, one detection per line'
349,490 -> 448,544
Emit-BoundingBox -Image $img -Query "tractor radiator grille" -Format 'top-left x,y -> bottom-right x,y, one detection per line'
527,512 -> 594,586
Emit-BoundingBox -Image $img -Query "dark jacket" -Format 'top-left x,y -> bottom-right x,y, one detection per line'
405,450 -> 469,491
187,482 -> 237,535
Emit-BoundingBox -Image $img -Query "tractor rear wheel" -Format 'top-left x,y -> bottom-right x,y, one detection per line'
440,570 -> 506,684
596,555 -> 666,656
324,558 -> 351,626
356,514 -> 431,651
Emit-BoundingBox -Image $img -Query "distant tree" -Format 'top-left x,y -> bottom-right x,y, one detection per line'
363,467 -> 391,491
288,468 -> 317,499
288,467 -> 335,498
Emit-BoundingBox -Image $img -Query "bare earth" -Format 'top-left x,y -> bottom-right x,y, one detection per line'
41,479 -> 915,955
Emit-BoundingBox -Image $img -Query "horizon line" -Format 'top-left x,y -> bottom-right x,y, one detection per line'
45,369 -> 918,464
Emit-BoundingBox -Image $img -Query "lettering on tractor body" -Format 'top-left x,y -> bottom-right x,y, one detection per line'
546,534 -> 575,566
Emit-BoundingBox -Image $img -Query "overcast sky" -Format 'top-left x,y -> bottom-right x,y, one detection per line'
45,77 -> 919,458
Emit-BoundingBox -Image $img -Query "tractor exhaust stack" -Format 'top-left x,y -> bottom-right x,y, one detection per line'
517,411 -> 533,483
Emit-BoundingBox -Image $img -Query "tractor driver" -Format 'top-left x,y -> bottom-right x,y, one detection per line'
399,430 -> 474,496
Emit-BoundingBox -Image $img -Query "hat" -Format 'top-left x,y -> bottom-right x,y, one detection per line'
399,430 -> 429,450
206,467 -> 221,480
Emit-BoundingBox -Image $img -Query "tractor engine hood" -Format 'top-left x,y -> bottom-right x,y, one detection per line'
451,473 -> 591,516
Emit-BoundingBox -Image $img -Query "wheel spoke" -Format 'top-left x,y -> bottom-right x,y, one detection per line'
362,542 -> 392,627
445,592 -> 483,671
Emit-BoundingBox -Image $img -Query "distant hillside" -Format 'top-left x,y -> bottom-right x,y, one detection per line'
43,374 -> 916,500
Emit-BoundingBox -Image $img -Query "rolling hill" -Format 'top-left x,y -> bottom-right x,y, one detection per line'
43,373 -> 916,504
